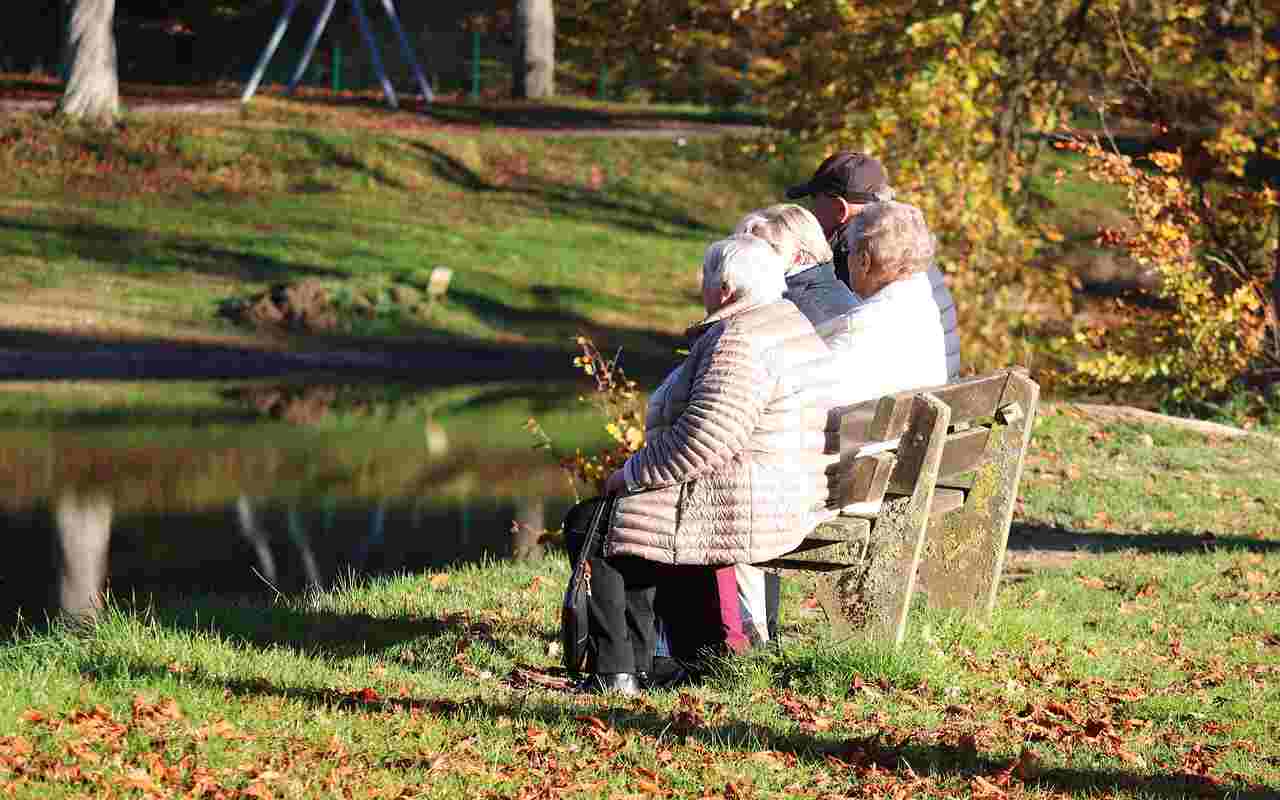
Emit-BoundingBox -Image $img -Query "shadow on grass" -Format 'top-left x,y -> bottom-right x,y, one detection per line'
154,604 -> 506,660
0,325 -> 682,383
88,651 -> 1276,800
282,129 -> 409,190
419,100 -> 766,130
409,140 -> 717,237
0,217 -> 350,283
1008,522 -> 1280,556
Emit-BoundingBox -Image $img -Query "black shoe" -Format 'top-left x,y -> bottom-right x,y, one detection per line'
646,666 -> 691,690
646,656 -> 692,690
575,672 -> 644,696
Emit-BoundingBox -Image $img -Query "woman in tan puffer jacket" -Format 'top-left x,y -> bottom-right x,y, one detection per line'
572,234 -> 838,695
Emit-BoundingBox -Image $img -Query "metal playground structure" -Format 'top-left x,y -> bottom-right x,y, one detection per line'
241,0 -> 433,109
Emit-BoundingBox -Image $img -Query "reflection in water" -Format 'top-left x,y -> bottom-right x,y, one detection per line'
53,492 -> 113,623
0,379 -> 588,631
236,495 -> 279,585
6,491 -> 561,631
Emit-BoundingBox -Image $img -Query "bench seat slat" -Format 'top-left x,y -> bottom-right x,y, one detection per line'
756,558 -> 860,573
930,487 -> 966,516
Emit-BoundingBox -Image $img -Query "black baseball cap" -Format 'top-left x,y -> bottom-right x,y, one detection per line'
785,151 -> 889,202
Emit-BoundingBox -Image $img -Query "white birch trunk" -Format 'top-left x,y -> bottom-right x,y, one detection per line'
54,492 -> 113,623
513,0 -> 555,99
58,0 -> 120,124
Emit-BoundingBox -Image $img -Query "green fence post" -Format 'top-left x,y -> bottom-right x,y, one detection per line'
470,30 -> 481,101
332,44 -> 342,92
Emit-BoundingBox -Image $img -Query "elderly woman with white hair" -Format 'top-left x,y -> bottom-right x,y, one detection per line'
562,234 -> 836,695
837,200 -> 949,395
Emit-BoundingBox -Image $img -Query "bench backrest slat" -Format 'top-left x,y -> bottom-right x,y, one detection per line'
866,372 -> 1012,440
839,451 -> 896,506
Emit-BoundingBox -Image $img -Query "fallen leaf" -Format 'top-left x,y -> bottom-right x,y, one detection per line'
1013,746 -> 1042,780
429,574 -> 450,589
971,774 -> 1007,798
1114,747 -> 1146,768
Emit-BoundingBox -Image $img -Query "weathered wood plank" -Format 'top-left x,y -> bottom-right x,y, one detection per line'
917,372 -> 1039,617
930,487 -> 965,516
889,426 -> 990,493
820,392 -> 950,646
867,373 -> 1010,440
937,427 -> 992,482
844,453 -> 897,505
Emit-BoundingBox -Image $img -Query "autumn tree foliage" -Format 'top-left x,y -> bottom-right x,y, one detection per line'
563,0 -> 1279,401
1065,3 -> 1280,401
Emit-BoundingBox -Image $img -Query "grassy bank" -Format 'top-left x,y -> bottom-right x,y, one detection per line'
0,95 -> 799,364
3,411 -> 1278,798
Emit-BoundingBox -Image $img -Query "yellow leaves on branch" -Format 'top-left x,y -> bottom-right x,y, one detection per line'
527,336 -> 648,496
1065,136 -> 1277,400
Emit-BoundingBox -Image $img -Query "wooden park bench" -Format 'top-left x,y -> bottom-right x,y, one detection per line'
755,368 -> 1040,646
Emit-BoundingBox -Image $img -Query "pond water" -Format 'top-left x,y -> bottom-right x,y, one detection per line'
0,379 -> 606,629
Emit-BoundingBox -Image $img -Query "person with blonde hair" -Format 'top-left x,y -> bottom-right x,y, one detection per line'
734,203 -> 858,346
561,234 -> 837,695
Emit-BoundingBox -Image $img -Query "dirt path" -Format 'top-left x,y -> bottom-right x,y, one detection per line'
0,95 -> 765,139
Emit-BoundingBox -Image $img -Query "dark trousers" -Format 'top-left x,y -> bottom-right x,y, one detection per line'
563,498 -> 738,675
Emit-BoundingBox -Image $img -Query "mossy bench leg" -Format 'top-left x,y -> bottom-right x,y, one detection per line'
823,394 -> 950,646
918,374 -> 1039,617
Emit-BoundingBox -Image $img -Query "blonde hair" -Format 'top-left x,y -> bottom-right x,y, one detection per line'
846,201 -> 935,295
733,204 -> 833,272
703,235 -> 787,303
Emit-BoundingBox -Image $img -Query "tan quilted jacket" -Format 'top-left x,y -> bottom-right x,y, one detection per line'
607,297 -> 839,565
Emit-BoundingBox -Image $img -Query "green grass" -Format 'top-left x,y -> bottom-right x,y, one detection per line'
2,547 -> 1276,798
2,412 -> 1278,798
0,99 -> 804,361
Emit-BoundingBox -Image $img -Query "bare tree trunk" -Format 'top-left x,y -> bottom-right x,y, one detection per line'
54,492 -> 113,624
511,498 -> 545,561
58,0 -> 119,124
1271,242 -> 1280,363
513,0 -> 555,99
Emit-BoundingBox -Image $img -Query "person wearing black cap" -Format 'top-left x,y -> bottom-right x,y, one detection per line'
786,152 -> 961,380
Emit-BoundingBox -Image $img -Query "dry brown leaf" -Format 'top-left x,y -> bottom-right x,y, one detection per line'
971,774 -> 1008,798
1013,746 -> 1043,780
1114,747 -> 1146,768
429,573 -> 450,589
121,768 -> 162,794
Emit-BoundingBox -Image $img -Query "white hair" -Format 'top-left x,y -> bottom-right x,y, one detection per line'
733,203 -> 833,272
702,235 -> 787,304
843,201 -> 936,295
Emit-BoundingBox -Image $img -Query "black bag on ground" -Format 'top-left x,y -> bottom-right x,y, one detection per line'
560,495 -> 610,674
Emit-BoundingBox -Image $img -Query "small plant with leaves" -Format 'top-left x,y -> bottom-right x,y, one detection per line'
1061,132 -> 1278,403
525,336 -> 647,500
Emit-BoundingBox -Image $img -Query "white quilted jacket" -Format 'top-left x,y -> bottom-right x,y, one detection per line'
607,297 -> 838,565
